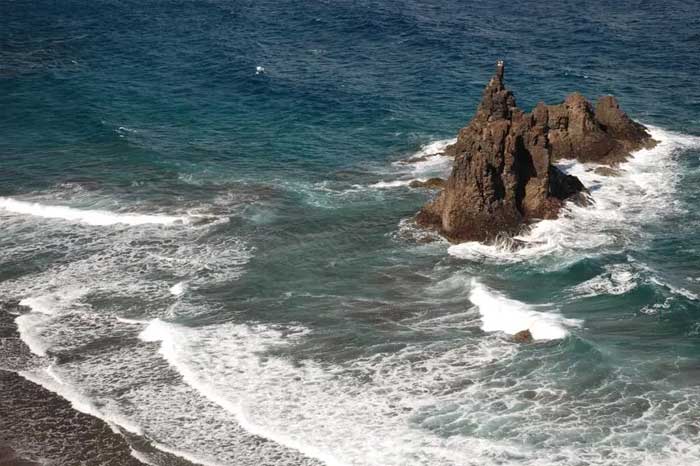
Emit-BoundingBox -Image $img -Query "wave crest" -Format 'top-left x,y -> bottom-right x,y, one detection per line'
469,279 -> 582,340
0,197 -> 191,226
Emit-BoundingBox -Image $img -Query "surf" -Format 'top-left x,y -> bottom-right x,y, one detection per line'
468,279 -> 582,340
448,125 -> 700,266
0,197 -> 191,226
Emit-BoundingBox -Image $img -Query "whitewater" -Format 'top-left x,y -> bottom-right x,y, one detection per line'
1,125 -> 698,466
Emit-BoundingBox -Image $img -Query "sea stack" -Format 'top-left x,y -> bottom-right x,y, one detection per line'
416,61 -> 586,242
416,61 -> 657,243
544,92 -> 656,164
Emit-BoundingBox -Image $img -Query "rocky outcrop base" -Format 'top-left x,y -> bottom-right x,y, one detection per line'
417,62 -> 655,243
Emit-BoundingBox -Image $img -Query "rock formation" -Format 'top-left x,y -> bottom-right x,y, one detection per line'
416,61 -> 655,243
513,329 -> 534,343
409,178 -> 445,189
416,61 -> 586,242
545,93 -> 656,164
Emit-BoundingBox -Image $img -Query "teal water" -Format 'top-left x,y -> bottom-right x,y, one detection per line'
1,1 -> 700,465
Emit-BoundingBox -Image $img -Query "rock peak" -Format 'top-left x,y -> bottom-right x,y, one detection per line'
495,60 -> 505,81
416,63 -> 657,243
475,60 -> 515,122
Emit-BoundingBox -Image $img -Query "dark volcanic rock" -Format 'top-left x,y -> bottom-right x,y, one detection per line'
416,61 -> 586,242
416,61 -> 655,243
545,93 -> 656,164
409,178 -> 445,189
513,329 -> 534,343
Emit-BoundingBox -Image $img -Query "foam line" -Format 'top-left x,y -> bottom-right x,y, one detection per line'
15,313 -> 51,357
19,366 -> 144,436
0,197 -> 190,226
15,289 -> 90,357
139,319 -> 344,466
169,281 -> 188,296
370,178 -> 424,188
18,367 -> 225,466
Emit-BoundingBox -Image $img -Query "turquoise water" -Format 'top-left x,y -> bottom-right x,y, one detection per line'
1,1 -> 700,465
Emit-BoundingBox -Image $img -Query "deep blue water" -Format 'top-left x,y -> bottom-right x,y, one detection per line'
1,1 -> 700,465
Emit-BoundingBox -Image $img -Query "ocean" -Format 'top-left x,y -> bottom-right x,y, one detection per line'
1,1 -> 700,465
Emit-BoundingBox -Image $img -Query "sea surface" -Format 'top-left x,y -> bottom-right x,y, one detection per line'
2,1 -> 700,465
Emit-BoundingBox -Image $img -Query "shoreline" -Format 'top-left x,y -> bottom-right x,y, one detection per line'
0,367 -> 146,466
0,304 -> 200,466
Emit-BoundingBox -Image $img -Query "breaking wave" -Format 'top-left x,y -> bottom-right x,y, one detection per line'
448,126 -> 700,266
369,138 -> 456,189
0,197 -> 194,226
469,280 -> 582,340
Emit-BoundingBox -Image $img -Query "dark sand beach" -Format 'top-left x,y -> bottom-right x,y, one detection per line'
0,306 -> 200,466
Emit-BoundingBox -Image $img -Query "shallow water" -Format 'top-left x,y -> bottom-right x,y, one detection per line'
2,1 -> 700,465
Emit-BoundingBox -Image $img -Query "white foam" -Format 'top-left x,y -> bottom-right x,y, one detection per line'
571,261 -> 699,301
149,441 -> 229,466
132,315 -> 700,466
0,197 -> 190,226
408,153 -> 453,177
0,190 -> 261,465
15,313 -> 51,357
138,320 -> 342,466
169,281 -> 187,296
116,317 -> 150,325
369,178 -> 424,188
12,309 -> 700,466
469,280 -> 582,340
392,218 -> 448,245
411,138 -> 456,158
19,366 -> 144,436
15,288 -> 90,357
135,318 -> 565,466
377,138 -> 456,187
448,126 -> 700,266
649,277 -> 699,301
128,449 -> 158,466
19,288 -> 88,315
572,264 -> 640,297
399,138 -> 456,167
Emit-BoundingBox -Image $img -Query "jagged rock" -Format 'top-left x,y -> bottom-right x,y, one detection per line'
416,61 -> 586,242
409,178 -> 445,189
545,93 -> 656,164
416,61 -> 655,243
513,329 -> 534,343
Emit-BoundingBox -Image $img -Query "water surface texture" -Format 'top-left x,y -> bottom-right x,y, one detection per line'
2,1 -> 700,465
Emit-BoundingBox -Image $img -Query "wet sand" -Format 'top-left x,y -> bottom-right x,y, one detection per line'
0,368 -> 145,465
0,304 -> 199,466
